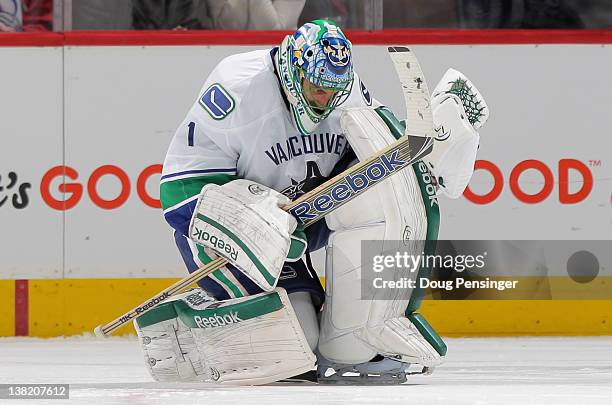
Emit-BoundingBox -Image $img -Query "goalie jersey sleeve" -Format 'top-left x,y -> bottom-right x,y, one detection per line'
160,52 -> 259,237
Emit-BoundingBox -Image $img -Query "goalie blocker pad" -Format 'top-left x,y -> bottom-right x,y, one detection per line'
134,287 -> 316,385
188,179 -> 306,292
317,107 -> 443,369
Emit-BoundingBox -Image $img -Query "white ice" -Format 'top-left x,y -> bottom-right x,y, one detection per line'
1,336 -> 611,405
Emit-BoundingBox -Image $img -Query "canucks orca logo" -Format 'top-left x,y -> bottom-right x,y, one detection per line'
199,83 -> 235,120
281,161 -> 326,199
323,39 -> 351,67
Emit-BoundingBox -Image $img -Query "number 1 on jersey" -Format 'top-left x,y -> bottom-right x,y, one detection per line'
187,121 -> 196,146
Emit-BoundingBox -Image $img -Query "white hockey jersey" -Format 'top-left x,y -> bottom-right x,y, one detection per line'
161,48 -> 379,236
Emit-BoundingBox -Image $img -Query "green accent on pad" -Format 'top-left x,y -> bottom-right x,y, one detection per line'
196,244 -> 214,265
288,237 -> 307,261
375,106 -> 403,140
175,292 -> 284,329
406,158 -> 440,313
135,301 -> 178,329
212,269 -> 244,298
413,162 -> 440,243
408,313 -> 447,356
135,291 -> 284,330
288,224 -> 307,260
160,174 -> 238,210
195,245 -> 245,298
195,213 -> 276,286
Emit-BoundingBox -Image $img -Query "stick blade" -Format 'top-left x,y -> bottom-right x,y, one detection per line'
406,134 -> 434,162
387,46 -> 410,53
387,46 -> 435,139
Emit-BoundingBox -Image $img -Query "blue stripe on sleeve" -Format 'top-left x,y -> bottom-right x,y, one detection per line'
161,168 -> 236,181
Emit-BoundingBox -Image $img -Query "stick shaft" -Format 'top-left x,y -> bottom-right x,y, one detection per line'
97,257 -> 226,335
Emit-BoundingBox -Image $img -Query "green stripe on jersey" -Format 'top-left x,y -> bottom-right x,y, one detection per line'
160,174 -> 238,210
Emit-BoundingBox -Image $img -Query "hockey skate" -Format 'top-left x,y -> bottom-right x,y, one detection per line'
316,354 -> 431,385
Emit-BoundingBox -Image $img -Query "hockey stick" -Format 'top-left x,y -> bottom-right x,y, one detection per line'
94,47 -> 434,337
387,46 -> 436,139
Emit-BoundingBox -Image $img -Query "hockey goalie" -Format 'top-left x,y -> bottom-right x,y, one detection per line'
134,20 -> 489,385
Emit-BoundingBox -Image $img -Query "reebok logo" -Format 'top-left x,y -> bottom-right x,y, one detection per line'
417,161 -> 439,207
289,149 -> 407,224
192,226 -> 239,261
136,292 -> 171,314
194,311 -> 242,328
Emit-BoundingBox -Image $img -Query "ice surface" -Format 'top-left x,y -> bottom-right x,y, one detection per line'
0,336 -> 611,405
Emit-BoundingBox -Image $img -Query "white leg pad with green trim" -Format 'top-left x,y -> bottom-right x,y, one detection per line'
318,108 -> 442,368
135,287 -> 316,385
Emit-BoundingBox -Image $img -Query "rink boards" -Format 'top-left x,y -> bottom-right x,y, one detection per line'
0,31 -> 611,337
1,278 -> 612,337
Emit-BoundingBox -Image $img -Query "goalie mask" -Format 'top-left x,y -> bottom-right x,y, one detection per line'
275,20 -> 354,135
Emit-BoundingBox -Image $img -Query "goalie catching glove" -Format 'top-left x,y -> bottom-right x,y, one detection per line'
425,68 -> 490,198
189,179 -> 307,291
